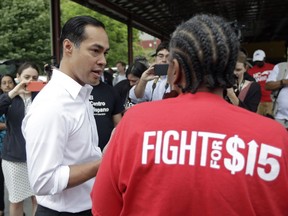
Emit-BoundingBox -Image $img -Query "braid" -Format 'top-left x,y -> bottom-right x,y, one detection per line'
201,16 -> 230,88
219,20 -> 239,87
170,14 -> 240,92
170,28 -> 205,93
173,52 -> 192,92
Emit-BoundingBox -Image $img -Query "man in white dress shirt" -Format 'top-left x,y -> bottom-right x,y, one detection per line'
266,62 -> 288,130
112,61 -> 127,86
22,16 -> 109,215
129,41 -> 170,103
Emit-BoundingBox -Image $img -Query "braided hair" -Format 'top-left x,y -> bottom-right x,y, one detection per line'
169,14 -> 240,93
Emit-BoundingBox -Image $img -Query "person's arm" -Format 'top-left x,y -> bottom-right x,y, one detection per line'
23,102 -> 102,195
0,94 -> 11,115
91,126 -> 122,216
265,64 -> 287,91
266,79 -> 288,91
111,87 -> 125,123
134,78 -> 149,98
226,88 -> 239,106
8,80 -> 29,99
67,160 -> 101,188
134,66 -> 158,98
112,113 -> 122,127
0,122 -> 6,131
0,80 -> 30,115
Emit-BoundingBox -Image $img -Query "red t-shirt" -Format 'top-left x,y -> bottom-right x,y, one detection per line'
91,93 -> 288,216
248,63 -> 274,102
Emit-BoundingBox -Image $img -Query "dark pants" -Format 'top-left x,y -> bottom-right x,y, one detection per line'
36,205 -> 92,216
0,159 -> 4,211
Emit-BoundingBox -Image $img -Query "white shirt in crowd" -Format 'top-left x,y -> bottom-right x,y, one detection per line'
113,73 -> 126,86
22,69 -> 102,212
266,64 -> 288,120
129,76 -> 170,103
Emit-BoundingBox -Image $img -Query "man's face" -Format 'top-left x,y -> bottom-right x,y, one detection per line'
234,62 -> 246,78
254,61 -> 264,68
155,49 -> 169,64
68,25 -> 110,86
116,63 -> 126,74
127,73 -> 140,86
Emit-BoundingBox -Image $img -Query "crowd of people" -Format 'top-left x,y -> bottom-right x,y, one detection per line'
0,13 -> 287,216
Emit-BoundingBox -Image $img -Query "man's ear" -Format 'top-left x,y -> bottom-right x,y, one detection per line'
63,39 -> 73,56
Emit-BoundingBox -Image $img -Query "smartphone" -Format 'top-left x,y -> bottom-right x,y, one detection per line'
154,64 -> 169,76
26,81 -> 47,92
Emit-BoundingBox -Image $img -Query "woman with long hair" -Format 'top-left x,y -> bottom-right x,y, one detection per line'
0,62 -> 39,216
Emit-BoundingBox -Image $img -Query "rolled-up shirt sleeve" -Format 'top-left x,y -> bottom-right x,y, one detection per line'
266,65 -> 279,82
22,104 -> 70,195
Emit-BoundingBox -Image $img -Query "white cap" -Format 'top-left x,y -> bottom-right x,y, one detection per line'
253,49 -> 266,62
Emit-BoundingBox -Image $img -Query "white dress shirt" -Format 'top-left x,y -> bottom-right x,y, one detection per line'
22,69 -> 102,212
113,73 -> 126,86
266,64 -> 288,120
129,76 -> 170,103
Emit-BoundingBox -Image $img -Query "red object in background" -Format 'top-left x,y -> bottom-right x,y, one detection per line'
26,81 -> 47,92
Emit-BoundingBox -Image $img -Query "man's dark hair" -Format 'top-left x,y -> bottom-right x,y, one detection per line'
156,41 -> 169,55
116,61 -> 126,68
59,16 -> 105,58
152,41 -> 169,57
169,14 -> 239,93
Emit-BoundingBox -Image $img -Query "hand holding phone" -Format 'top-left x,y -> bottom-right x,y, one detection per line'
26,81 -> 47,92
154,64 -> 169,76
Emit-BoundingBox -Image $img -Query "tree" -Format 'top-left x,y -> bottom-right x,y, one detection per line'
0,0 -> 147,75
0,0 -> 51,71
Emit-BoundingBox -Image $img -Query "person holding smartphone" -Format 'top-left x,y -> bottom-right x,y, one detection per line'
0,62 -> 39,216
129,41 -> 170,102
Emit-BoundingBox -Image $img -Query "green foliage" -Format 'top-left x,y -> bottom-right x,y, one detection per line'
0,0 -> 148,73
0,0 -> 51,68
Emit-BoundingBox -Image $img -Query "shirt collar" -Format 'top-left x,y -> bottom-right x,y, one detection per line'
51,69 -> 93,100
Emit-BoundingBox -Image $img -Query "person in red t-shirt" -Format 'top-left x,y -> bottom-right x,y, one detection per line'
91,14 -> 288,216
248,49 -> 274,116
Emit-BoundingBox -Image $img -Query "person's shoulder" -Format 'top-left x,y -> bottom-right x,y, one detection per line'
250,81 -> 260,88
248,66 -> 257,74
99,81 -> 122,97
114,79 -> 129,88
91,83 -> 112,97
101,81 -> 113,88
274,62 -> 288,73
104,71 -> 113,78
244,72 -> 255,81
93,81 -> 111,89
248,112 -> 285,131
